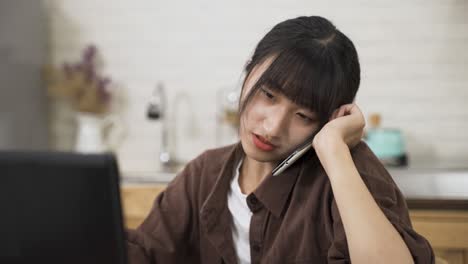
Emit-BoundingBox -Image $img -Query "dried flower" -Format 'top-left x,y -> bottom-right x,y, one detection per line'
44,44 -> 113,114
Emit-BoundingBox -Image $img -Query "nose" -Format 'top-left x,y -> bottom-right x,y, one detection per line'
263,107 -> 289,139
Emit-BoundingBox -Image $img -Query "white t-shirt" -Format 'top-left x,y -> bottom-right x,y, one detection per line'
227,158 -> 252,264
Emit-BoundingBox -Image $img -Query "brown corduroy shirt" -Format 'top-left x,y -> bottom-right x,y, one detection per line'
126,141 -> 434,263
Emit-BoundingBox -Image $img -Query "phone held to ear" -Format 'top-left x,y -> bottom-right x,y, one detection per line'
271,135 -> 316,176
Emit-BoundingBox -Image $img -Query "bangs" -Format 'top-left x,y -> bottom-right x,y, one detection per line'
247,49 -> 345,124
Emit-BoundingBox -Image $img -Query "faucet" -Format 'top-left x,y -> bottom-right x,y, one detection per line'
147,82 -> 183,172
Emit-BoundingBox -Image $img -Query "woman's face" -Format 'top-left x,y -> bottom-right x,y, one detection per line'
239,57 -> 320,164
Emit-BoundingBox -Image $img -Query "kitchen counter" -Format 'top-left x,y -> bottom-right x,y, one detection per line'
122,171 -> 176,184
121,166 -> 468,210
388,167 -> 468,210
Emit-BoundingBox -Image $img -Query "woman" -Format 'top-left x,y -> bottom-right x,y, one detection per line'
126,16 -> 434,263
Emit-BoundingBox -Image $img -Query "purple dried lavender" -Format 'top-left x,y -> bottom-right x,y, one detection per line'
61,44 -> 113,107
81,45 -> 97,83
82,45 -> 96,65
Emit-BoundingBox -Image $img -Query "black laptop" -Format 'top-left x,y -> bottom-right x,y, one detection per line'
0,151 -> 127,264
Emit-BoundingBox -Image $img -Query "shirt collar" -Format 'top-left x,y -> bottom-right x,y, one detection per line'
201,141 -> 318,219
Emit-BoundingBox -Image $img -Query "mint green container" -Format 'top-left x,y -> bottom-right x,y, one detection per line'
364,129 -> 406,159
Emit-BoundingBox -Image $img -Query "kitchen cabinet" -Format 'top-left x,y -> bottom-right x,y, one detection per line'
120,184 -> 166,229
410,209 -> 468,264
121,185 -> 468,264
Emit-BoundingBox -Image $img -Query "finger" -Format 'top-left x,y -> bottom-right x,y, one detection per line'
330,105 -> 349,121
338,104 -> 361,120
342,104 -> 352,114
344,104 -> 362,115
331,103 -> 362,120
337,105 -> 347,118
329,108 -> 340,121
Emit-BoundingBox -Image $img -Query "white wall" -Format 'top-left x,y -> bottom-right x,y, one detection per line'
43,0 -> 468,175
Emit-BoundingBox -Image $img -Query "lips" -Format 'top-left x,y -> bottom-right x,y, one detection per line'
252,133 -> 277,151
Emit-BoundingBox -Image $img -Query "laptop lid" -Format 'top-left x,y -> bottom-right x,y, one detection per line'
0,151 -> 127,264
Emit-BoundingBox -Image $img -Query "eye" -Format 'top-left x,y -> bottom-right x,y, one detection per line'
260,87 -> 275,100
296,113 -> 315,124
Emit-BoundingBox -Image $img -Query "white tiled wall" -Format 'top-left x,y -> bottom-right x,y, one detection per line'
43,0 -> 468,174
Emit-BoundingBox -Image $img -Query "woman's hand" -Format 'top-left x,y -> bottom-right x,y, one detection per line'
312,103 -> 366,152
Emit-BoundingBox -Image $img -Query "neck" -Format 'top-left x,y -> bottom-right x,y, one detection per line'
238,155 -> 277,194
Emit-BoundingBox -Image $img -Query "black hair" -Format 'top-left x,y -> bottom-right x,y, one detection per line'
238,16 -> 361,130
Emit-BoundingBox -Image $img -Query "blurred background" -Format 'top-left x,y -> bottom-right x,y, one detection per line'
2,1 -> 468,262
1,0 -> 467,176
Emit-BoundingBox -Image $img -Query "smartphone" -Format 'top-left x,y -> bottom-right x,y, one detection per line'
271,134 -> 316,176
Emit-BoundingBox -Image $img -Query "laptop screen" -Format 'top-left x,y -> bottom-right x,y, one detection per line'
0,151 -> 127,264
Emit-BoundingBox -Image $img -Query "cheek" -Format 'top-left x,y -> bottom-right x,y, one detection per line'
288,124 -> 319,144
239,110 -> 253,135
241,100 -> 265,127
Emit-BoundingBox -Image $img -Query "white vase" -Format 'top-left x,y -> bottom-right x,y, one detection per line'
74,112 -> 124,153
